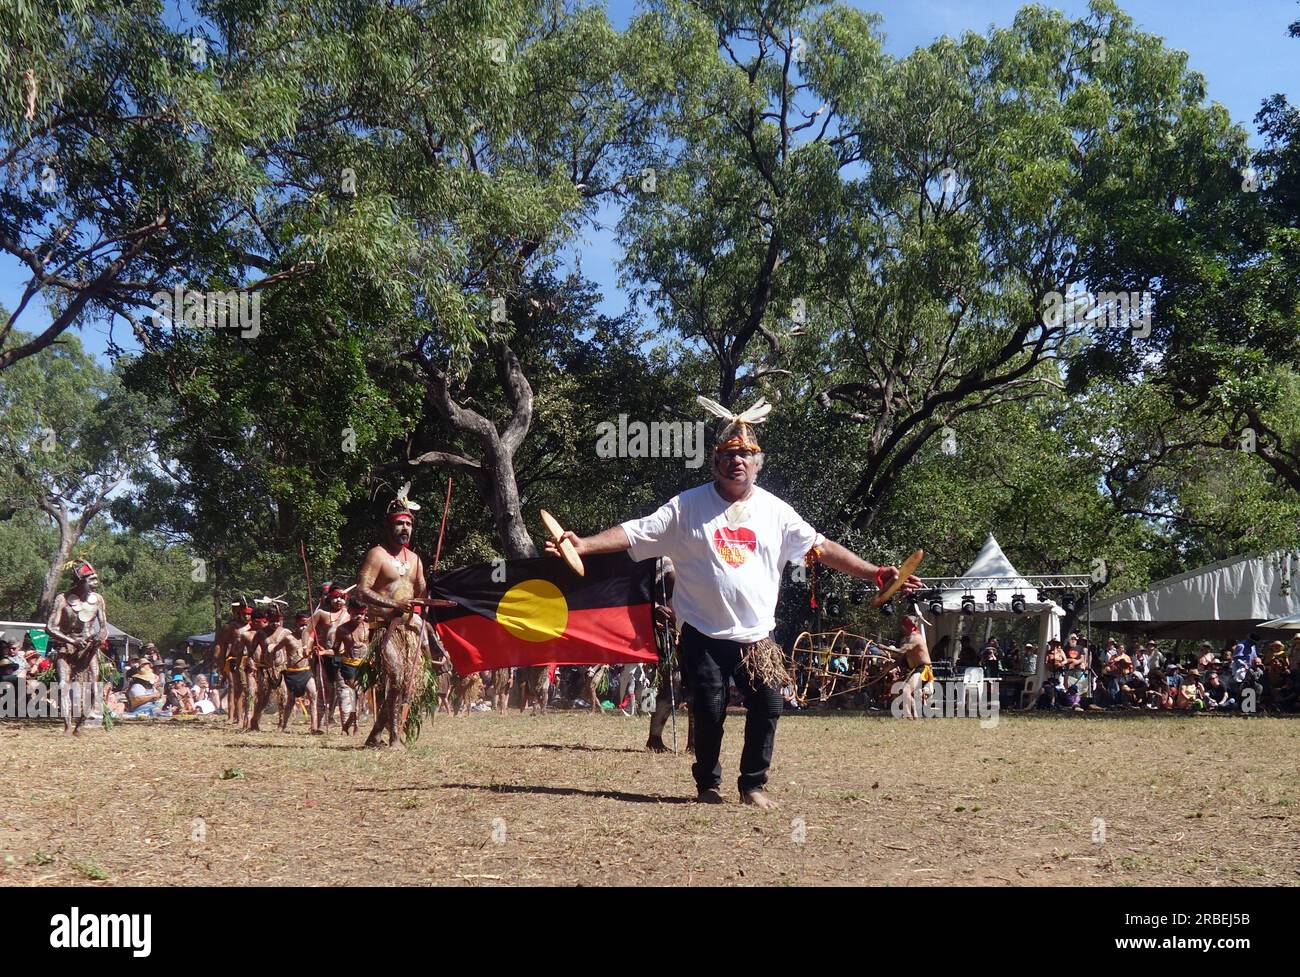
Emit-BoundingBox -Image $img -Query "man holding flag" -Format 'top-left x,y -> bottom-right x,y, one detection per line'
546,396 -> 921,809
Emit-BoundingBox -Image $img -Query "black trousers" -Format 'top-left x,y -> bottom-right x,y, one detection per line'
679,624 -> 783,795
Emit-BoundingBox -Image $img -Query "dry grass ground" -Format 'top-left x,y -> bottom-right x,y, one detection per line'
2,709 -> 1297,886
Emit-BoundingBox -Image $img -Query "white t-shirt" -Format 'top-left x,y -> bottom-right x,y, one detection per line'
621,483 -> 823,643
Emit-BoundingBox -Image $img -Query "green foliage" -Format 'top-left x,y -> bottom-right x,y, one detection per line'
0,1 -> 1294,621
0,510 -> 52,618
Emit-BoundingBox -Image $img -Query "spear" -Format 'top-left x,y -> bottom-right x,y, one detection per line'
299,541 -> 325,730
658,561 -> 678,754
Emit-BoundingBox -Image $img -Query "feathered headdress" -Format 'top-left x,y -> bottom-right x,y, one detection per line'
387,481 -> 421,522
696,395 -> 772,453
254,593 -> 288,619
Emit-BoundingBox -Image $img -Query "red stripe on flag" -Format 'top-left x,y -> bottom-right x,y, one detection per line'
435,603 -> 658,673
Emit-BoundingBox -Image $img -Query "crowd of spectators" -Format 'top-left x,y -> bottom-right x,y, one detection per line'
0,634 -> 226,721
114,643 -> 224,719
1031,632 -> 1300,713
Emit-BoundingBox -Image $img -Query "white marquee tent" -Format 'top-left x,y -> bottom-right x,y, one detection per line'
1088,550 -> 1300,641
925,534 -> 1065,700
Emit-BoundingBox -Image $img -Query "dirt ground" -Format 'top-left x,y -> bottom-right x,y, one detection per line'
2,709 -> 1297,886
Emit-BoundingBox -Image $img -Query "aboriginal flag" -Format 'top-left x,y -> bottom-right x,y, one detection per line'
427,552 -> 658,673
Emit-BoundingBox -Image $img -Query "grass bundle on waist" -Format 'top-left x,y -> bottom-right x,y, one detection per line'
739,638 -> 791,689
357,623 -> 439,744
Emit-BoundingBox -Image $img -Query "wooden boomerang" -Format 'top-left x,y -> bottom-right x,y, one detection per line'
539,509 -> 585,577
869,549 -> 924,608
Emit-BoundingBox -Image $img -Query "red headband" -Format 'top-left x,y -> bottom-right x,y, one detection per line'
387,510 -> 414,525
73,561 -> 97,581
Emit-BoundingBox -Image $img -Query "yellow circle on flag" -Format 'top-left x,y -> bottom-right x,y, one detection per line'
497,578 -> 568,643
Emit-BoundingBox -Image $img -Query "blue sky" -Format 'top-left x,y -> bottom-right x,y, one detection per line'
6,0 -> 1296,364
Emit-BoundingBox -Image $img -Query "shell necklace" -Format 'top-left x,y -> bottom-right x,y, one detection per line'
389,545 -> 412,577
71,592 -> 100,622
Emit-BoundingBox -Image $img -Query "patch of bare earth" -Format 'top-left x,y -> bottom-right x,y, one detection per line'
1,711 -> 1297,886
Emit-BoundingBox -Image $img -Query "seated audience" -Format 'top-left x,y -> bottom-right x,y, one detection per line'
0,639 -> 23,690
1176,669 -> 1206,712
192,674 -> 221,713
1203,669 -> 1233,711
167,673 -> 197,715
981,644 -> 1001,678
125,666 -> 170,718
1146,668 -> 1172,709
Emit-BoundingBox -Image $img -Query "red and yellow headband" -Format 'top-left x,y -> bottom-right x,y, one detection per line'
698,395 -> 770,454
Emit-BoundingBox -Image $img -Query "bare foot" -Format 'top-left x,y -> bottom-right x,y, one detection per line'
63,726 -> 75,737
740,789 -> 778,811
696,788 -> 725,804
646,735 -> 668,753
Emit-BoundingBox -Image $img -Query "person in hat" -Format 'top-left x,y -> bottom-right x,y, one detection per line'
355,484 -> 446,748
272,611 -> 321,733
46,560 -> 110,736
168,672 -> 197,715
125,664 -> 168,717
1176,668 -> 1206,712
332,596 -> 372,735
215,598 -> 255,726
545,395 -> 921,809
308,581 -> 351,729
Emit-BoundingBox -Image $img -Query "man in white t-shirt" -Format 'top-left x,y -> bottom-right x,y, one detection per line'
547,396 -> 920,809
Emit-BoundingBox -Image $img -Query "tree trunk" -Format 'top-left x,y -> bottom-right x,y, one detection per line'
405,334 -> 539,564
37,520 -> 75,620
487,449 -> 537,560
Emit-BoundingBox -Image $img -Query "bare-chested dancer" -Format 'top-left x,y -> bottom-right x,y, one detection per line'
215,598 -> 254,726
308,582 -> 349,729
247,605 -> 284,732
232,604 -> 265,730
355,495 -> 429,748
894,610 -> 933,720
45,561 -> 108,736
274,610 -> 321,733
332,596 -> 371,735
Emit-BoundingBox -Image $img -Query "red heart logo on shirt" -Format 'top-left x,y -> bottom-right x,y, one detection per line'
714,526 -> 757,568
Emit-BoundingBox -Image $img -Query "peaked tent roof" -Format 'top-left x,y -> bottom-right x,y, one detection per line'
934,534 -> 1061,614
1088,549 -> 1300,640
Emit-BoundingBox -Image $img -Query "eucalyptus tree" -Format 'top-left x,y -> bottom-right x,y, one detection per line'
621,0 -> 1251,535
